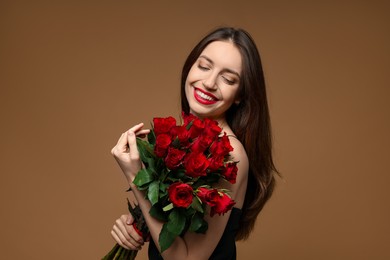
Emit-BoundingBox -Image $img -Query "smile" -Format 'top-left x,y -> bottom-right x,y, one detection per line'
194,87 -> 218,105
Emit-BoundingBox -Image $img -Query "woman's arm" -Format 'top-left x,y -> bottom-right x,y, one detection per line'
111,124 -> 248,260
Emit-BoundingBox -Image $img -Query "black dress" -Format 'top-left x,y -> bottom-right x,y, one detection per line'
148,207 -> 242,260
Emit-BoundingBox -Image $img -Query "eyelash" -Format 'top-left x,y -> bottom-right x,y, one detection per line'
198,65 -> 209,71
222,77 -> 235,85
198,64 -> 237,85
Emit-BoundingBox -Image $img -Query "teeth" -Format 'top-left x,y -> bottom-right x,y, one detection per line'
196,90 -> 215,101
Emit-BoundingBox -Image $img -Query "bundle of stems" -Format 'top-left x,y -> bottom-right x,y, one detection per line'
102,199 -> 149,260
102,243 -> 138,259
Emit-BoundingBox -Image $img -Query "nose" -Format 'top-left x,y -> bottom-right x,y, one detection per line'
202,73 -> 218,90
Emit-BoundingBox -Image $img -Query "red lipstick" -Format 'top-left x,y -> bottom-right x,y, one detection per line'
193,87 -> 218,105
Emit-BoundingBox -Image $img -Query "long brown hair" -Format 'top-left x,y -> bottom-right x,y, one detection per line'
181,27 -> 278,240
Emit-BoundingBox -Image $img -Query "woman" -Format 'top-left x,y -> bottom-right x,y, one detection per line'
110,27 -> 277,259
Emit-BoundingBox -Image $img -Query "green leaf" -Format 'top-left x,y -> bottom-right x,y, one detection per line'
148,129 -> 156,145
155,158 -> 164,173
174,169 -> 187,179
205,172 -> 220,183
171,137 -> 180,148
159,224 -> 176,253
163,203 -> 174,212
149,204 -> 168,221
133,168 -> 154,187
136,138 -> 155,163
185,120 -> 193,130
166,209 -> 186,235
159,182 -> 169,193
148,180 -> 160,205
185,207 -> 196,217
189,213 -> 208,233
191,196 -> 204,213
136,184 -> 149,191
145,157 -> 156,172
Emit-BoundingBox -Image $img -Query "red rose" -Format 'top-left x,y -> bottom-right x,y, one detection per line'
190,134 -> 213,153
154,133 -> 172,158
208,155 -> 224,171
170,125 -> 190,146
196,187 -> 220,207
168,182 -> 194,208
203,118 -> 222,141
153,116 -> 176,136
165,147 -> 186,170
182,112 -> 196,126
184,152 -> 209,178
188,117 -> 205,139
222,162 -> 238,184
210,133 -> 233,157
210,193 -> 235,217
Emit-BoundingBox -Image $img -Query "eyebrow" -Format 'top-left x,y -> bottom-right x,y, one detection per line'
199,55 -> 241,78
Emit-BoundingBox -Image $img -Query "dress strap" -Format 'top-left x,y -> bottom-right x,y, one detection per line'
226,134 -> 238,140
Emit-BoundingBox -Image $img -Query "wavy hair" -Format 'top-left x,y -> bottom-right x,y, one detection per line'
181,27 -> 278,240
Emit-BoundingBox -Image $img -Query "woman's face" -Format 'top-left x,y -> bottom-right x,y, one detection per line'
185,40 -> 242,121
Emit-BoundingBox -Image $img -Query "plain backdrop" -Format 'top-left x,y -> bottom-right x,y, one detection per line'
1,1 -> 389,259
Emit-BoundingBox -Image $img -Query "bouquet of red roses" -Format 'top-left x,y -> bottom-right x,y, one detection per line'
103,112 -> 238,259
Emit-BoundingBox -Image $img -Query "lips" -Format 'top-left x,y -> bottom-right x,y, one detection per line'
193,87 -> 218,105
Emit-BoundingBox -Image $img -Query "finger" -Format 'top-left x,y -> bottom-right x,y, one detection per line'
116,216 -> 143,248
116,133 -> 126,145
112,133 -> 129,155
135,129 -> 150,137
126,223 -> 144,244
126,214 -> 134,225
128,123 -> 145,133
122,214 -> 144,244
127,130 -> 140,161
125,123 -> 145,156
111,124 -> 149,155
113,224 -> 141,250
111,229 -> 130,250
137,129 -> 150,134
114,123 -> 145,149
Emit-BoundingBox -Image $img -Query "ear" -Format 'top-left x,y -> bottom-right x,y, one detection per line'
234,100 -> 240,105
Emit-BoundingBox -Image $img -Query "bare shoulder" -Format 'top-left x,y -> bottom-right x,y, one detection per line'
227,136 -> 249,170
225,136 -> 249,208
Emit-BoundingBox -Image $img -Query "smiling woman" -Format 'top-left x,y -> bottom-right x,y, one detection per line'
109,27 -> 278,260
185,41 -> 242,120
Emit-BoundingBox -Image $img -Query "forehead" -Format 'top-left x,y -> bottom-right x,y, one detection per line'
199,41 -> 242,73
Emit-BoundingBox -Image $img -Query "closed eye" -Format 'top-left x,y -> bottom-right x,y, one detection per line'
198,64 -> 210,71
222,76 -> 236,85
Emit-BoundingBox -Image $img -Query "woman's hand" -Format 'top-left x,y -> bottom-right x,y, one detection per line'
111,214 -> 144,250
111,123 -> 150,183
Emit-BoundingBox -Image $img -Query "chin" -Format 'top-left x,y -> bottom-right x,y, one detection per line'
188,108 -> 207,119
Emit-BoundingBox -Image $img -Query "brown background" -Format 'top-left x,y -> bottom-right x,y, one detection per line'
1,0 -> 389,259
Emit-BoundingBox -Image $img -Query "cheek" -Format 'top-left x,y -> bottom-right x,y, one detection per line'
186,64 -> 205,83
186,64 -> 195,77
223,87 -> 240,102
